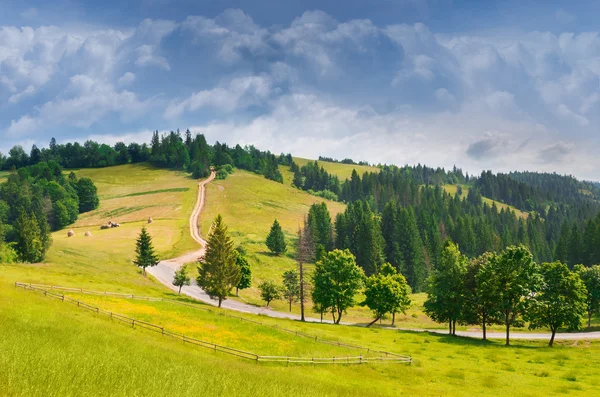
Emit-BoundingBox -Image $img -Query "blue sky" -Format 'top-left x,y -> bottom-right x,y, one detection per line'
1,0 -> 600,180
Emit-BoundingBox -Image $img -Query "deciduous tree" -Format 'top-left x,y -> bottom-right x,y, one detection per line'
281,269 -> 300,311
311,249 -> 364,324
574,264 -> 600,328
172,265 -> 191,294
527,262 -> 587,346
235,252 -> 252,296
259,281 -> 281,307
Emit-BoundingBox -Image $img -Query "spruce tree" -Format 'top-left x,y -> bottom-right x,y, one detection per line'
134,227 -> 159,276
197,215 -> 240,307
266,219 -> 287,255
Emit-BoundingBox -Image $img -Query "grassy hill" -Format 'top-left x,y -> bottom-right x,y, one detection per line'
443,184 -> 529,219
293,157 -> 379,180
2,163 -> 600,396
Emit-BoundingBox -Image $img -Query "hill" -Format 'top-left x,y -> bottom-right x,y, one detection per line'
2,162 -> 600,396
293,157 -> 379,180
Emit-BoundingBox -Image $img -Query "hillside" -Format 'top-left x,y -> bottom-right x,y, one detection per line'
293,157 -> 379,180
200,169 -> 345,311
2,163 -> 600,396
443,184 -> 529,219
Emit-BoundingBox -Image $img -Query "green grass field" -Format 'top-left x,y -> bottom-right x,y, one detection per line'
444,184 -> 529,219
1,163 -> 599,396
293,157 -> 379,180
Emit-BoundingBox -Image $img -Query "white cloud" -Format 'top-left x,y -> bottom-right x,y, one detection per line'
165,75 -> 274,118
135,44 -> 170,70
6,75 -> 150,136
8,85 -> 36,103
118,72 -> 136,86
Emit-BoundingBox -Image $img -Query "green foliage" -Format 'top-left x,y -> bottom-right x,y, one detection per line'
172,265 -> 191,294
197,215 -> 240,307
281,270 -> 300,311
526,262 -> 587,346
574,264 -> 600,328
215,169 -> 229,180
488,245 -> 541,346
235,253 -> 252,295
76,177 -> 99,212
362,265 -> 411,326
258,280 -> 281,307
424,241 -> 468,334
311,249 -> 365,324
14,211 -> 48,263
307,202 -> 333,251
265,219 -> 287,255
463,252 -> 503,340
133,227 -> 159,276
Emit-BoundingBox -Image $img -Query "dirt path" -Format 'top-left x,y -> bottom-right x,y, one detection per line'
147,173 -> 600,340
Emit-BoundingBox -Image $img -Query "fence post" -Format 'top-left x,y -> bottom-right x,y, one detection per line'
161,327 -> 164,335
132,319 -> 135,328
360,355 -> 363,364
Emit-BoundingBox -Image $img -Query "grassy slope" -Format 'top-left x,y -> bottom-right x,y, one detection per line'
200,170 -> 345,311
2,286 -> 598,397
1,163 -> 599,396
293,157 -> 379,180
444,184 -> 529,219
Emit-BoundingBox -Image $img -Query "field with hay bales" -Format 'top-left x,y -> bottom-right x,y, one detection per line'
1,162 -> 600,396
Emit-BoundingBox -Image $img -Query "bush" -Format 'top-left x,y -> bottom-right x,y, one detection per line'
0,243 -> 18,263
215,169 -> 229,180
221,164 -> 234,174
307,189 -> 338,201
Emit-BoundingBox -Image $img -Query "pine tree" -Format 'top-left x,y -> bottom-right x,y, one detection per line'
133,227 -> 159,276
197,215 -> 240,307
266,219 -> 287,255
296,218 -> 315,321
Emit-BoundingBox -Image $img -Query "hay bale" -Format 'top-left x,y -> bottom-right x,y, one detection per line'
148,217 -> 153,224
84,231 -> 92,237
67,229 -> 75,237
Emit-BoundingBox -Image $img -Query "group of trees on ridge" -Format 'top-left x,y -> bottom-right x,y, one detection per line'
0,130 -> 290,184
0,161 -> 99,263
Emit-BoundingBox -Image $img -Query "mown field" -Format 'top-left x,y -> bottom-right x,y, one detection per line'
1,162 -> 600,396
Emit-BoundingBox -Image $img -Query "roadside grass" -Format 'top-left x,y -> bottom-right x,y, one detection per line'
292,157 -> 379,180
2,285 -> 599,397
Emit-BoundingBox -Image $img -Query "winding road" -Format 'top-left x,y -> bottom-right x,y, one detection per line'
147,173 -> 600,341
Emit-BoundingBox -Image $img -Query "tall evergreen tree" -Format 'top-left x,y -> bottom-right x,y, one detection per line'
133,227 -> 159,276
14,211 -> 44,263
266,219 -> 287,255
197,215 -> 240,307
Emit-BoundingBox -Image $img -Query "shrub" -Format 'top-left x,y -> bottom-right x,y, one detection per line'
215,169 -> 228,180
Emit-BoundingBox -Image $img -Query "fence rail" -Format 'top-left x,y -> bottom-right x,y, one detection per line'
16,282 -> 410,359
15,282 -> 411,365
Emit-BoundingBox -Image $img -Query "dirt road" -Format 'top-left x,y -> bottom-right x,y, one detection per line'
147,173 -> 600,340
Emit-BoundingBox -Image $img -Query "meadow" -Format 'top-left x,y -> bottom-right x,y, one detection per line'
1,162 -> 599,396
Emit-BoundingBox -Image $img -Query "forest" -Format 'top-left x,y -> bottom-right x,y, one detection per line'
0,161 -> 99,263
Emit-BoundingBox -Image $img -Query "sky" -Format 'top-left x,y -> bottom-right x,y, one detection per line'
1,0 -> 600,180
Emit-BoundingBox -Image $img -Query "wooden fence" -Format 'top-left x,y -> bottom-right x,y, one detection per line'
15,282 -> 412,365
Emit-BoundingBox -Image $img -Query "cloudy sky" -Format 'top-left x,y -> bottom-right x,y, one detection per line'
1,0 -> 599,180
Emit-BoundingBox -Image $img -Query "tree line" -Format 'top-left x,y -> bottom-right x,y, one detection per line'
0,130 -> 289,184
425,241 -> 599,347
0,161 -> 99,262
